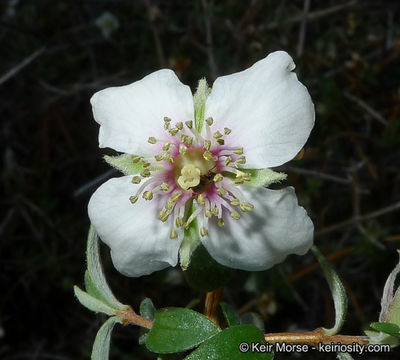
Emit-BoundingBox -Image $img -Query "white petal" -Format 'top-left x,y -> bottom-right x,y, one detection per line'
88,176 -> 181,277
202,187 -> 313,271
91,69 -> 194,154
205,51 -> 315,168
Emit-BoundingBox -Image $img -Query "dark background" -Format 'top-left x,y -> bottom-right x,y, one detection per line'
1,0 -> 400,359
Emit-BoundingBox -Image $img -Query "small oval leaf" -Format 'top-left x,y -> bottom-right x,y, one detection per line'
91,316 -> 121,360
74,286 -> 117,316
146,307 -> 221,354
220,302 -> 240,327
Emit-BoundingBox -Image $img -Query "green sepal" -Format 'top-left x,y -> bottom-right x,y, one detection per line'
146,307 -> 221,354
184,325 -> 273,360
91,316 -> 121,360
183,244 -> 232,292
84,270 -> 115,308
244,169 -> 287,187
179,200 -> 201,270
311,245 -> 348,336
220,302 -> 240,327
104,154 -> 145,175
193,78 -> 209,133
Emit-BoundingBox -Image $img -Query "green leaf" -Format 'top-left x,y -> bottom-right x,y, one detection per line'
240,313 -> 265,333
146,307 -> 221,354
86,226 -> 126,310
74,286 -> 117,316
193,78 -> 209,133
104,154 -> 144,175
140,298 -> 156,321
243,169 -> 287,188
220,302 -> 240,327
370,322 -> 400,338
364,330 -> 400,347
91,316 -> 121,360
183,244 -> 232,292
184,325 -> 273,360
312,245 -> 348,335
381,250 -> 400,325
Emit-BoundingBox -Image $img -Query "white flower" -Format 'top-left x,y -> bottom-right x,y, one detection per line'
88,51 -> 315,277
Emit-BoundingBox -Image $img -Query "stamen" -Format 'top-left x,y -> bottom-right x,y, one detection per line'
180,134 -> 187,143
185,120 -> 193,129
129,195 -> 138,204
204,140 -> 211,151
179,144 -> 187,155
131,176 -> 141,184
224,156 -> 232,166
236,156 -> 246,164
212,206 -> 219,217
233,148 -> 243,155
169,128 -> 179,136
213,173 -> 223,182
158,210 -> 169,222
141,169 -> 151,177
200,227 -> 209,237
205,209 -> 212,218
197,194 -> 205,205
217,187 -> 227,197
217,218 -> 225,227
162,142 -> 170,151
213,131 -> 223,139
143,191 -> 153,200
164,116 -> 171,129
170,228 -> 178,239
176,122 -> 183,130
175,217 -> 184,228
240,203 -> 254,212
230,210 -> 241,220
206,117 -> 213,126
148,137 -> 157,144
132,156 -> 141,163
230,199 -> 240,206
160,182 -> 170,191
217,139 -> 225,145
224,127 -> 231,135
203,150 -> 214,161
186,137 -> 193,145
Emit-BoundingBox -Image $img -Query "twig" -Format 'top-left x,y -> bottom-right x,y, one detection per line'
0,47 -> 45,85
265,1 -> 358,30
296,0 -> 310,58
118,307 -> 153,329
204,288 -> 223,325
316,201 -> 400,237
201,0 -> 218,79
264,328 -> 369,347
344,91 -> 388,126
285,166 -> 352,185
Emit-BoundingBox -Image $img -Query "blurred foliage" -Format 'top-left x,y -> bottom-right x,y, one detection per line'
1,0 -> 400,359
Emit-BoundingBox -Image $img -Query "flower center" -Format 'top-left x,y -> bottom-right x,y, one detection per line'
127,116 -> 254,241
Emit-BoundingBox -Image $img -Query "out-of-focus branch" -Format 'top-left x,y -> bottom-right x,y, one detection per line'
201,0 -> 218,79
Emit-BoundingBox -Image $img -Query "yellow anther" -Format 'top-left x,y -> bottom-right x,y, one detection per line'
148,137 -> 157,144
164,154 -> 174,163
217,139 -> 225,145
186,137 -> 193,145
217,187 -> 227,197
169,128 -> 179,136
154,154 -> 164,161
213,131 -> 223,139
217,218 -> 225,227
179,144 -> 187,155
176,122 -> 183,130
180,134 -> 187,143
160,182 -> 170,191
171,193 -> 181,202
200,227 -> 209,237
236,156 -> 246,164
230,199 -> 240,206
234,178 -> 245,185
230,211 -> 241,220
132,156 -> 141,163
185,120 -> 193,129
224,156 -> 232,166
204,140 -> 211,151
142,161 -> 151,168
224,127 -> 232,135
176,217 -> 184,228
170,228 -> 178,239
240,203 -> 254,212
203,150 -> 214,161
129,195 -> 138,204
197,194 -> 205,205
205,209 -> 213,218
164,116 -> 171,123
165,199 -> 174,210
143,191 -> 153,200
233,148 -> 243,155
141,169 -> 151,177
131,176 -> 141,184
158,210 -> 169,222
164,117 -> 171,130
206,117 -> 213,126
162,142 -> 170,151
212,206 -> 219,216
213,173 -> 223,182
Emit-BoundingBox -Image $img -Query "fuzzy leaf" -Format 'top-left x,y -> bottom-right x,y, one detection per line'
140,298 -> 156,321
91,316 -> 121,360
104,154 -> 144,175
86,226 -> 126,310
312,246 -> 348,335
146,307 -> 221,354
184,325 -> 273,360
370,322 -> 400,338
74,286 -> 117,316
